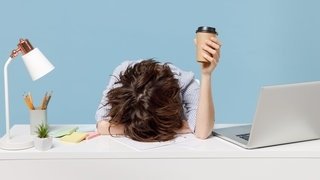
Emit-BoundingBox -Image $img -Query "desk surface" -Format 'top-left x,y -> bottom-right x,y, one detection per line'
1,124 -> 320,160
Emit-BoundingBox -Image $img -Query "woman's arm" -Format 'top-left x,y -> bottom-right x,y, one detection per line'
97,120 -> 125,135
175,120 -> 193,134
195,36 -> 221,139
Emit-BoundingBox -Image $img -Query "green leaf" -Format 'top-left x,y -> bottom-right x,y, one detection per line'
36,123 -> 50,138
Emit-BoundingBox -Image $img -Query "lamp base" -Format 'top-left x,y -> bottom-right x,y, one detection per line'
0,134 -> 34,150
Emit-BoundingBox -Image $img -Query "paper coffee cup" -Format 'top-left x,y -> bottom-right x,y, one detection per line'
195,26 -> 218,63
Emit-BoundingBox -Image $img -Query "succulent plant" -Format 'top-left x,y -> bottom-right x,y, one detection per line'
36,123 -> 50,138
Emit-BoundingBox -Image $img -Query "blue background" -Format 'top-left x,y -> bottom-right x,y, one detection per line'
0,0 -> 319,136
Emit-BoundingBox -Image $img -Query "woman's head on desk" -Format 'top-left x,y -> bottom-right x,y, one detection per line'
104,59 -> 184,142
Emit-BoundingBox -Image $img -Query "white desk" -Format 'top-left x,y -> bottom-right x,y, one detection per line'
1,124 -> 320,180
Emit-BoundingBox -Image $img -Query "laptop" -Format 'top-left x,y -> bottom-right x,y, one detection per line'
214,81 -> 320,149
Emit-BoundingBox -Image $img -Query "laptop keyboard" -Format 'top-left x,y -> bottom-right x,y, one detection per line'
236,133 -> 250,141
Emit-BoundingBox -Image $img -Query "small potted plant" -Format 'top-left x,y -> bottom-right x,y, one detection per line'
34,123 -> 53,151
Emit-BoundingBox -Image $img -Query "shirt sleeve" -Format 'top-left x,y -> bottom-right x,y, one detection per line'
181,78 -> 200,132
168,64 -> 200,132
95,61 -> 132,122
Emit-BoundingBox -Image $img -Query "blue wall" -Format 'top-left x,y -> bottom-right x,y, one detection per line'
0,0 -> 319,135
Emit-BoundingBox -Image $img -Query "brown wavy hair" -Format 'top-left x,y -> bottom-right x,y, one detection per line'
106,59 -> 184,142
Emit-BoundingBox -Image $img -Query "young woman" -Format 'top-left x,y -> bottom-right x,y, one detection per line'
96,36 -> 221,141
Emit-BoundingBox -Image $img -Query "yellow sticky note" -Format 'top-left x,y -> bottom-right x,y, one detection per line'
60,132 -> 87,143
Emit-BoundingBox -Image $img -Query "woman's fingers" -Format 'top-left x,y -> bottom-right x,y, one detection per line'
201,44 -> 217,57
209,36 -> 222,46
202,52 -> 218,65
195,36 -> 221,68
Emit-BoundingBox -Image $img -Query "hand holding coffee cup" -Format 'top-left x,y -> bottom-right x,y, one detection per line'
195,26 -> 221,63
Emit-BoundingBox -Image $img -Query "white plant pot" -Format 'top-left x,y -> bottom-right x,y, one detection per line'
34,136 -> 53,151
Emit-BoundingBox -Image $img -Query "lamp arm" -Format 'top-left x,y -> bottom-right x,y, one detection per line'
4,57 -> 13,139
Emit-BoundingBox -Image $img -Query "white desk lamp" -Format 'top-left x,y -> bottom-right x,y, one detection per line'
0,39 -> 55,150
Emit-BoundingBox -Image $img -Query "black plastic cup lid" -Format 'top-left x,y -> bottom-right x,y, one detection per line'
196,26 -> 217,34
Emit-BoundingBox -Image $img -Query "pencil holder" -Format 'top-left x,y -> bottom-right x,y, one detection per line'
30,109 -> 47,135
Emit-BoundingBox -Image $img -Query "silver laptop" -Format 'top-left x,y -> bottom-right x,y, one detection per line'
214,81 -> 320,149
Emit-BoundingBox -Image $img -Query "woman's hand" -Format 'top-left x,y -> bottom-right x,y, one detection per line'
195,36 -> 222,75
194,36 -> 221,139
97,120 -> 124,135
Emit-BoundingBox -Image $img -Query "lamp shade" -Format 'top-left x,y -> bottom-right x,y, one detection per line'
22,48 -> 55,81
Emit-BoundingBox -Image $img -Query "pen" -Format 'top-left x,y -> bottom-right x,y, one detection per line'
41,92 -> 48,110
23,91 -> 52,110
44,95 -> 51,110
28,92 -> 35,110
23,93 -> 35,110
44,91 -> 52,110
28,92 -> 33,106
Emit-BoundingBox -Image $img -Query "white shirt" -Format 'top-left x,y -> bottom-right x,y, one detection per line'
95,60 -> 199,131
